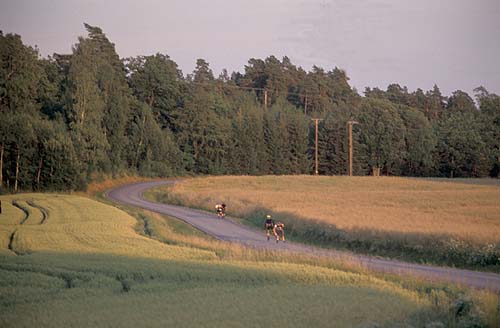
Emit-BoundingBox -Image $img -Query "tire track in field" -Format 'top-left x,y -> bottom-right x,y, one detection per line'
7,200 -> 47,255
7,200 -> 30,255
107,180 -> 500,292
27,200 -> 48,224
7,230 -> 20,255
11,200 -> 29,225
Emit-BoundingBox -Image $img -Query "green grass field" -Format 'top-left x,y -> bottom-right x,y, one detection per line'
147,176 -> 500,271
0,192 -> 498,327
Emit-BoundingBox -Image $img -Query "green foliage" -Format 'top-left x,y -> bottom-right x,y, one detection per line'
357,98 -> 406,175
65,30 -> 109,175
436,111 -> 490,177
126,100 -> 181,177
2,25 -> 500,192
316,103 -> 365,175
475,87 -> 500,177
227,101 -> 267,174
0,32 -> 43,115
67,23 -> 133,174
173,80 -> 230,174
125,53 -> 182,129
447,90 -> 477,114
398,105 -> 438,176
32,118 -> 82,190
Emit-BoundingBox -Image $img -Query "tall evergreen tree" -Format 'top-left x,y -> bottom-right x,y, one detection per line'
426,85 -> 446,120
397,105 -> 437,176
126,99 -> 181,176
227,101 -> 266,174
357,98 -> 406,175
173,59 -> 229,174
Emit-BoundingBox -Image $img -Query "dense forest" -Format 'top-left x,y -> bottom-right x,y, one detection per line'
1,24 -> 499,192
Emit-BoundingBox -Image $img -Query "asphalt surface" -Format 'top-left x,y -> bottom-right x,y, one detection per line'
107,180 -> 500,292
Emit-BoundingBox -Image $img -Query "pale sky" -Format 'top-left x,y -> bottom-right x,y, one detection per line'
1,0 -> 499,97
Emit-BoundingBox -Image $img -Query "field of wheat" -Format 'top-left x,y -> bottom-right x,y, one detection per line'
0,193 -> 213,260
161,176 -> 500,242
148,176 -> 500,269
0,192 -> 498,327
0,251 -> 435,327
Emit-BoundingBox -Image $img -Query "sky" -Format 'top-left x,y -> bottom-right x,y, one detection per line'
1,0 -> 500,97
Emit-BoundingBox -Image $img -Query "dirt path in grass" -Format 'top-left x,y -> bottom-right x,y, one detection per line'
107,180 -> 500,292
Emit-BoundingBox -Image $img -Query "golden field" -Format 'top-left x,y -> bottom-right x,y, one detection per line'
0,191 -> 498,326
146,176 -> 500,270
162,176 -> 500,243
0,193 -> 214,260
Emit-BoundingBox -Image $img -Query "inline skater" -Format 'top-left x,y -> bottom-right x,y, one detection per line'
215,203 -> 226,218
265,214 -> 274,241
273,222 -> 285,243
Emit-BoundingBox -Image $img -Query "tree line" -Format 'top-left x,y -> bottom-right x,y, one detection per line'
1,24 -> 499,192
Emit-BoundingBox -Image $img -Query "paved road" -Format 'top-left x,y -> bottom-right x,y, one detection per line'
107,180 -> 500,292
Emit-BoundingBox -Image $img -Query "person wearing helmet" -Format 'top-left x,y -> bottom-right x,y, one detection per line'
264,214 -> 274,241
273,222 -> 285,243
215,203 -> 226,218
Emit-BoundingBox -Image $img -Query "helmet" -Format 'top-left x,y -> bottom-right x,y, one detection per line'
266,214 -> 271,218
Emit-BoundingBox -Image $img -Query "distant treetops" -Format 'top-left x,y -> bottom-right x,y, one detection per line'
1,25 -> 499,192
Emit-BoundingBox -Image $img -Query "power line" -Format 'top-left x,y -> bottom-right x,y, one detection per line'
190,81 -> 325,103
190,81 -> 440,133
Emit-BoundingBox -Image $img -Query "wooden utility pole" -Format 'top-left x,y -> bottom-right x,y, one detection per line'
311,118 -> 323,175
264,90 -> 268,109
347,120 -> 359,176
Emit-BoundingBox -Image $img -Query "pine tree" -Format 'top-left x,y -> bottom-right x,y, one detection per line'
397,105 -> 437,176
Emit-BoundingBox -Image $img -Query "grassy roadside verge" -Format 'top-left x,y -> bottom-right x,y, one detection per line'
115,207 -> 500,327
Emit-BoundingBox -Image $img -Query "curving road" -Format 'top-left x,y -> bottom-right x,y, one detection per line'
107,180 -> 500,292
